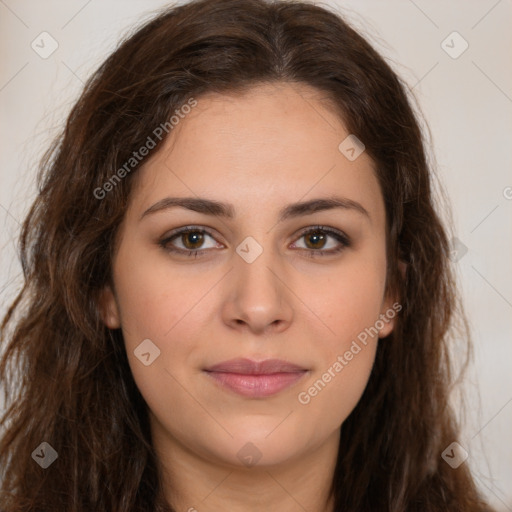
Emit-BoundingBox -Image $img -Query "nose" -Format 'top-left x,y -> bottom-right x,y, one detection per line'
221,246 -> 294,336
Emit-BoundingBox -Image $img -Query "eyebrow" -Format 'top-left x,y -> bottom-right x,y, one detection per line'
139,196 -> 370,222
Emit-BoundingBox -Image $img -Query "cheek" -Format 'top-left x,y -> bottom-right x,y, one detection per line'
112,242 -> 217,342
111,246 -> 218,407
293,255 -> 386,424
298,250 -> 387,353
296,340 -> 377,433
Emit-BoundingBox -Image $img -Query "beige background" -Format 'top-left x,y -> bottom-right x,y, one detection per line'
1,0 -> 511,509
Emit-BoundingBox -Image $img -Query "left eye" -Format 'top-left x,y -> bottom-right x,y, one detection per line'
291,227 -> 350,253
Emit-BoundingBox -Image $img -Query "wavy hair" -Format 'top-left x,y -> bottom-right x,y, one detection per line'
0,0 -> 493,510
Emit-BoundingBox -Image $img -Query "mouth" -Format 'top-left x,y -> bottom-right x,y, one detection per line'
203,358 -> 309,398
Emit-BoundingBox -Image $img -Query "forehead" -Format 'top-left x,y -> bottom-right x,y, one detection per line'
127,82 -> 383,221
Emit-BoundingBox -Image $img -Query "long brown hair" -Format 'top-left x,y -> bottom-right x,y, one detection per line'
0,0 -> 493,510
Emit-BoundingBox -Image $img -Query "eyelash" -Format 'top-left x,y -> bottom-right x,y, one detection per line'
158,225 -> 351,259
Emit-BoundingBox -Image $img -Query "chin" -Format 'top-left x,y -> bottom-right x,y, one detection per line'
198,423 -> 317,470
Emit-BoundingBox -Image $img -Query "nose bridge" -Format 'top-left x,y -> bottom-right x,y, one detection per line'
223,235 -> 293,333
236,240 -> 279,295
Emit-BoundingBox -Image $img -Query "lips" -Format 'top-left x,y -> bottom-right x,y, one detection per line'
203,358 -> 308,398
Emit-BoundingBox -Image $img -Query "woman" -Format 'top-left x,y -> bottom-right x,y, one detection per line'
0,0 -> 494,510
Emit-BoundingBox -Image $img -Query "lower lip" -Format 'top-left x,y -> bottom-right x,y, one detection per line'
204,371 -> 307,398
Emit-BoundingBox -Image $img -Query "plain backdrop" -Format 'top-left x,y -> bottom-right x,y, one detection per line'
1,0 -> 511,509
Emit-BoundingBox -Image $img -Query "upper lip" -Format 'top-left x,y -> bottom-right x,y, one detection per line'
204,358 -> 307,375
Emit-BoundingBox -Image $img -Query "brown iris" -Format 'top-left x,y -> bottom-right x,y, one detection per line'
181,231 -> 205,250
304,230 -> 327,250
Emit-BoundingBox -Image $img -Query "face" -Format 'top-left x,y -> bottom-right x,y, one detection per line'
99,82 -> 397,470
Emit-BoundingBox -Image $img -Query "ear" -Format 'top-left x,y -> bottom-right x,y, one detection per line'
378,260 -> 406,339
98,284 -> 121,329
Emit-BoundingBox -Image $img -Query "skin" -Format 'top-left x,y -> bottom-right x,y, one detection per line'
99,82 -> 398,512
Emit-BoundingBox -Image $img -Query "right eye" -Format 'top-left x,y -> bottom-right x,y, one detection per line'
159,226 -> 224,257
